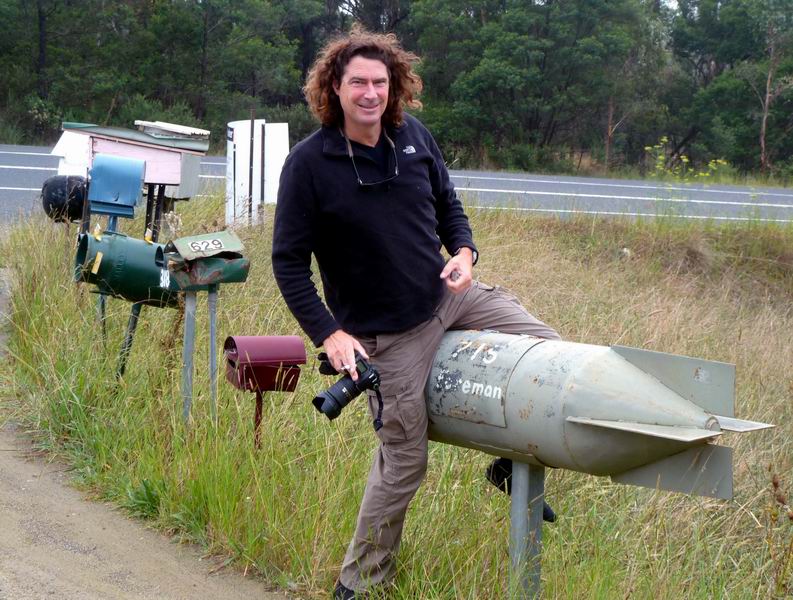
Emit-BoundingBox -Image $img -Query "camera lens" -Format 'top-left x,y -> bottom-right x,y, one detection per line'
312,376 -> 359,420
312,357 -> 380,422
312,392 -> 342,419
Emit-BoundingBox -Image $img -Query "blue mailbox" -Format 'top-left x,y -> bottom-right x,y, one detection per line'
87,154 -> 145,218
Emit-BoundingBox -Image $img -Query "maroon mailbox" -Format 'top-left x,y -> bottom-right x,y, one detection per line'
224,335 -> 306,392
224,335 -> 307,447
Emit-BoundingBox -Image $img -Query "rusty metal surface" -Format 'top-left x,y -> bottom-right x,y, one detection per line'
168,255 -> 250,289
166,230 -> 244,261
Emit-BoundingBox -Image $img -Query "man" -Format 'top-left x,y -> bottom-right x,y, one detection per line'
272,26 -> 560,599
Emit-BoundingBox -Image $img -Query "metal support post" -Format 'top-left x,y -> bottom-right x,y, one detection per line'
98,295 -> 107,342
254,390 -> 264,448
207,284 -> 218,425
181,291 -> 197,424
510,462 -> 545,599
97,216 -> 118,343
116,303 -> 142,378
144,184 -> 155,237
152,184 -> 165,241
79,182 -> 91,234
118,190 -> 159,380
248,109 -> 255,224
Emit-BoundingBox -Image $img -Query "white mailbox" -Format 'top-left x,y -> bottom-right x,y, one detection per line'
225,119 -> 289,226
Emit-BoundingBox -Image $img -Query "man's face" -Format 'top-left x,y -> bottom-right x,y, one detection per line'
333,56 -> 389,133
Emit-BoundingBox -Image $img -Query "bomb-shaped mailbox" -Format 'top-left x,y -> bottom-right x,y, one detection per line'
156,230 -> 250,291
426,330 -> 773,500
224,335 -> 307,445
74,230 -> 181,307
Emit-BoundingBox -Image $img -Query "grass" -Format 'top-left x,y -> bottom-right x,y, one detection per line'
1,196 -> 791,598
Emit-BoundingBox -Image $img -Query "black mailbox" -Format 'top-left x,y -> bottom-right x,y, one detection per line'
41,175 -> 86,223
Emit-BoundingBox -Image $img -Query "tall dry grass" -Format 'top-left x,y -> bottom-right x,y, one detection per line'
1,196 -> 791,598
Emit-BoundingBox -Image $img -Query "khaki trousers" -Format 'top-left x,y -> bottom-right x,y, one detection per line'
339,282 -> 561,591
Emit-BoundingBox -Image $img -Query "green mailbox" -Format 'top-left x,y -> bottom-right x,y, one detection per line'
155,230 -> 250,291
75,230 -> 181,308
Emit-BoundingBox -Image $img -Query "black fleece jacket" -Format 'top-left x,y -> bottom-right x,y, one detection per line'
272,113 -> 476,347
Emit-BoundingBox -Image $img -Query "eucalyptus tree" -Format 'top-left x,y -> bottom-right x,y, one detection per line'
412,0 -> 662,169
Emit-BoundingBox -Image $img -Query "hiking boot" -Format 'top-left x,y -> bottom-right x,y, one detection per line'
485,457 -> 557,522
334,581 -> 368,599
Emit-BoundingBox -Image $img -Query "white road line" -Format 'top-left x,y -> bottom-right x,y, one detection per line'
469,204 -> 793,223
199,174 -> 225,179
452,174 -> 793,199
0,150 -> 52,156
201,161 -> 226,165
0,165 -> 56,171
0,186 -> 40,191
459,187 -> 793,210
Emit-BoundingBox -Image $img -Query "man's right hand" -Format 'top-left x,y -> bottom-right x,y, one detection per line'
322,330 -> 369,381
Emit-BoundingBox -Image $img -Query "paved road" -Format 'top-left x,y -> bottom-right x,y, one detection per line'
0,144 -> 226,221
3,143 -> 793,224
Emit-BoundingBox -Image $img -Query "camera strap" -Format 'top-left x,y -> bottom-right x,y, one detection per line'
373,385 -> 384,432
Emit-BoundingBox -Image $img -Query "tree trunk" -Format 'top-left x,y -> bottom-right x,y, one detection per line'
36,0 -> 48,99
196,6 -> 210,121
760,70 -> 771,173
759,38 -> 778,174
605,96 -> 614,171
668,126 -> 699,167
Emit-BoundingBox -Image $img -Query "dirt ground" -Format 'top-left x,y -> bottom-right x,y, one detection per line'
0,268 -> 289,599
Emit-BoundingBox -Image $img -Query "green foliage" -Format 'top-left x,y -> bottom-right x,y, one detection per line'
262,104 -> 317,146
24,95 -> 62,138
0,0 -> 791,175
414,0 -> 668,170
0,111 -> 25,145
114,95 -> 197,131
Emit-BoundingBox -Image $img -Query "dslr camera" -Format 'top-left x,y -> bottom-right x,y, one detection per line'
313,353 -> 380,421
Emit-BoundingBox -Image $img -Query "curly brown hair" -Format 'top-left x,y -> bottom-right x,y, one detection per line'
303,25 -> 423,128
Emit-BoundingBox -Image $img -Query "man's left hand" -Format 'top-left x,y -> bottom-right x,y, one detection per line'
440,247 -> 474,293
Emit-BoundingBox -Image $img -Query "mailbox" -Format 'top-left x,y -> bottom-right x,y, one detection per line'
75,230 -> 181,308
224,335 -> 307,447
87,154 -> 146,218
224,335 -> 306,392
156,230 -> 250,292
41,175 -> 86,222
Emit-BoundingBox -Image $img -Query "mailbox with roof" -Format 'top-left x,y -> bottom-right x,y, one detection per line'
54,121 -> 210,199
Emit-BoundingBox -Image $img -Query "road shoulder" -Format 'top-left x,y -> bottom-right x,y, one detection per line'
0,268 -> 289,600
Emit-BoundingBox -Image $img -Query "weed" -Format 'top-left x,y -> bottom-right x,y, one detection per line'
124,478 -> 162,518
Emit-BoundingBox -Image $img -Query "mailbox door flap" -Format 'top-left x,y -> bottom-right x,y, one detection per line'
239,364 -> 301,392
171,230 -> 244,261
170,256 -> 250,288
